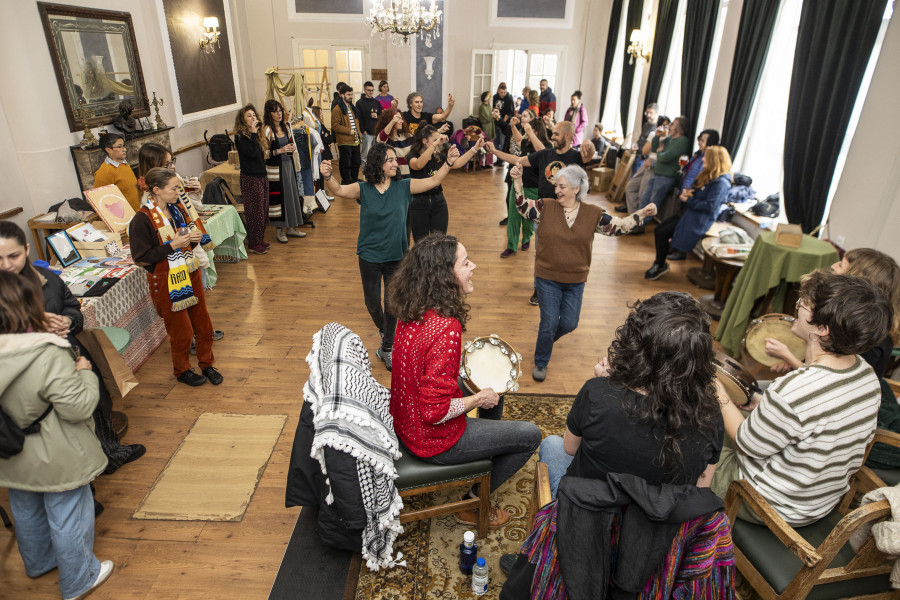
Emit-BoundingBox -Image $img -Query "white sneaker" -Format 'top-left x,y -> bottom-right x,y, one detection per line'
64,560 -> 114,600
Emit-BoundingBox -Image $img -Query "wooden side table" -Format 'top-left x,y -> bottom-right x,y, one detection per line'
27,213 -> 100,262
698,243 -> 745,320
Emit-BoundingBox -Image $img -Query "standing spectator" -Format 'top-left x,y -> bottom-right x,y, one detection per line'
263,99 -> 307,243
634,116 -> 692,232
528,89 -> 540,114
356,81 -> 382,169
538,79 -> 557,116
233,104 -> 269,254
564,91 -> 588,147
376,80 -> 396,110
492,83 -> 515,163
476,91 -> 496,148
518,86 -> 531,115
375,108 -> 413,177
93,133 -> 140,212
331,86 -> 362,185
0,271 -> 115,600
403,91 -> 455,137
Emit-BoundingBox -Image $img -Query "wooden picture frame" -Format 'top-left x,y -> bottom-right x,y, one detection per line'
38,2 -> 150,132
47,230 -> 82,267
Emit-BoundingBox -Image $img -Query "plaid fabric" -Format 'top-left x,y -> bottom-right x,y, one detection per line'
304,322 -> 404,571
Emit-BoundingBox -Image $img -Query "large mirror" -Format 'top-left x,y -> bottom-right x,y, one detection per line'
39,3 -> 149,133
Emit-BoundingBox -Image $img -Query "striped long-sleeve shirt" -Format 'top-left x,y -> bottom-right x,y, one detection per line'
736,357 -> 880,526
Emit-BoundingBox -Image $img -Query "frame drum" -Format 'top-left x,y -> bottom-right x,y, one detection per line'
713,351 -> 760,406
460,335 -> 523,395
743,313 -> 806,368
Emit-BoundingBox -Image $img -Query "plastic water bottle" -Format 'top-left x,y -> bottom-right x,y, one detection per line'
459,530 -> 478,575
472,557 -> 489,596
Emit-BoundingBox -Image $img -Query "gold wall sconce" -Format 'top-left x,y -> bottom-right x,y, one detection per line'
199,17 -> 220,53
627,29 -> 650,64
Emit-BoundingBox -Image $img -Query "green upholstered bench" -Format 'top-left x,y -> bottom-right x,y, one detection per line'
394,446 -> 492,538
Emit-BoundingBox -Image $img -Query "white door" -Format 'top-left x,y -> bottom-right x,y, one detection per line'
470,50 -> 494,116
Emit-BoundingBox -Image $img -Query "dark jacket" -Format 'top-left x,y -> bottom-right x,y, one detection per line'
285,401 -> 366,551
671,174 -> 732,253
539,87 -> 557,115
493,92 -> 515,134
356,96 -> 383,135
35,266 -> 84,345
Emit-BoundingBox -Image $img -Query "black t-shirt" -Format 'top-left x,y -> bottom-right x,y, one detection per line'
565,378 -> 724,486
402,111 -> 434,137
862,336 -> 893,377
527,148 -> 584,199
408,151 -> 443,194
518,136 -> 540,189
355,97 -> 382,135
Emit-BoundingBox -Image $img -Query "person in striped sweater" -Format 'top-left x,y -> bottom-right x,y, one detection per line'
710,271 -> 893,525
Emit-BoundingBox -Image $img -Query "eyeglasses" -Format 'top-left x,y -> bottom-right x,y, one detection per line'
795,299 -> 811,313
111,144 -> 126,150
165,157 -> 176,167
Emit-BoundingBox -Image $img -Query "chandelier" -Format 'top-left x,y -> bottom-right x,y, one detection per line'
366,0 -> 442,48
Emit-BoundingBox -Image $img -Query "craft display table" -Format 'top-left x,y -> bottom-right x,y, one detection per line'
28,212 -> 100,262
715,231 -> 838,356
199,205 -> 247,287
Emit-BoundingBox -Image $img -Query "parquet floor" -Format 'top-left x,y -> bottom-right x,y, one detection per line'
1,166 -> 705,599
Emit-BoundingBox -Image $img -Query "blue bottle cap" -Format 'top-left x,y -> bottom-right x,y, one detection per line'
476,557 -> 486,567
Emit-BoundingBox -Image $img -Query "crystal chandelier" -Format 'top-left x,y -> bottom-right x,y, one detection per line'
366,0 -> 443,48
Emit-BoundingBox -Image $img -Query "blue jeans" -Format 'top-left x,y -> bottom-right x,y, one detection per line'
533,277 -> 585,368
8,485 -> 101,598
423,410 -> 542,495
539,435 -> 574,499
637,174 -> 677,225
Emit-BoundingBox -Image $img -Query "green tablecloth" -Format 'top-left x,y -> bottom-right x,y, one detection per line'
201,205 -> 247,288
715,231 -> 838,356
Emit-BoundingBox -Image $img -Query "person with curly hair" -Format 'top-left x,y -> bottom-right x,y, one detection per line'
712,271 -> 891,525
538,292 -> 725,499
263,99 -> 307,244
233,104 -> 269,254
319,142 -> 460,372
387,234 -> 542,528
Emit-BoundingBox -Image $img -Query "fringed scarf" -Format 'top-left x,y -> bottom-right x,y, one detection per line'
139,176 -> 215,253
141,198 -> 199,312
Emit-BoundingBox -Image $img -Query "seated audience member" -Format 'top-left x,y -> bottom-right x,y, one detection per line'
633,116 -> 692,232
631,102 -> 660,175
589,123 -> 609,161
618,115 -> 670,213
711,271 -> 892,526
374,108 -> 413,177
563,91 -> 588,147
0,271 -> 115,600
93,133 -> 140,212
387,234 -> 542,528
645,144 -> 732,280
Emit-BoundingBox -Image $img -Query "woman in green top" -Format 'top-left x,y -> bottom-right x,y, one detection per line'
477,91 -> 496,141
319,142 -> 460,371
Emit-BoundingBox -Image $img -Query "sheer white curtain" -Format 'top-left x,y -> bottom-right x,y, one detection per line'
656,0 -> 686,119
601,0 -> 630,138
695,0 -> 730,132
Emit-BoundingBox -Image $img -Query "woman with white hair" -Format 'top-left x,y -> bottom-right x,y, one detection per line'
511,164 -> 656,382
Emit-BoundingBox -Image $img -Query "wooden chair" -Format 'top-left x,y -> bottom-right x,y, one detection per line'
529,461 -> 552,529
394,446 -> 493,538
219,178 -> 245,223
727,427 -> 900,600
607,149 -> 634,205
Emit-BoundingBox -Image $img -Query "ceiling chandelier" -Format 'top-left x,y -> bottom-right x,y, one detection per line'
366,0 -> 442,47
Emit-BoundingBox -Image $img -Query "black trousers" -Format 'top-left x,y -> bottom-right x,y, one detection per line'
409,192 -> 449,242
358,257 -> 400,351
653,214 -> 683,266
338,145 -> 361,185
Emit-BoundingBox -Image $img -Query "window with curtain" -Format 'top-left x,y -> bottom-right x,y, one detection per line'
601,0 -> 630,137
695,0 -> 730,131
656,0 -> 686,119
732,0 -> 803,201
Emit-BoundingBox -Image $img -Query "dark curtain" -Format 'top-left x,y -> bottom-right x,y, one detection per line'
680,0 -> 719,139
643,0 -> 680,109
719,0 -> 779,156
783,0 -> 887,233
620,0 -> 646,135
599,0 -> 624,120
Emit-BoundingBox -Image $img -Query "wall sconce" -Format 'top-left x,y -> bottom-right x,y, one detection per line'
627,29 -> 650,64
423,56 -> 436,80
199,17 -> 220,54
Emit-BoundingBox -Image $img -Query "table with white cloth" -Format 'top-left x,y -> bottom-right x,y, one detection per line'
198,205 -> 247,288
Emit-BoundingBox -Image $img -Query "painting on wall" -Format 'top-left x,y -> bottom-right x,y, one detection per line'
84,185 -> 136,234
496,0 -> 567,19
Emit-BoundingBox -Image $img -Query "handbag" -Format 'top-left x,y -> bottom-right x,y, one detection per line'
1,405 -> 52,459
76,328 -> 139,398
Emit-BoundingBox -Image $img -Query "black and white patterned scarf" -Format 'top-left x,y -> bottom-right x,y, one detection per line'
304,322 -> 405,570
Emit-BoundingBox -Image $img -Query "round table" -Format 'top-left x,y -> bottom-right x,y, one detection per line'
697,237 -> 745,320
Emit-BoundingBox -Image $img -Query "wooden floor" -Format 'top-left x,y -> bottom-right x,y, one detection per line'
1,166 -> 705,599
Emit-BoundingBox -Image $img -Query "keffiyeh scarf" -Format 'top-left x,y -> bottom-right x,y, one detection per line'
304,322 -> 404,571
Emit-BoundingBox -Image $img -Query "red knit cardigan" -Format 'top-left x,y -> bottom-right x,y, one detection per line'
389,309 -> 466,457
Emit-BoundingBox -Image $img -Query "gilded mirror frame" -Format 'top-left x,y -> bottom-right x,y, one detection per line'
38,2 -> 150,132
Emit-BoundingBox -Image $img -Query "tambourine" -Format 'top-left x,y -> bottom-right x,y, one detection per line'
743,313 -> 806,368
459,334 -> 523,395
713,351 -> 760,406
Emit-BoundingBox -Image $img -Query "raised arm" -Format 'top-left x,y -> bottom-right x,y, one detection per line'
409,146 -> 460,194
485,141 -> 528,166
451,137 -> 485,169
408,135 -> 442,170
595,204 -> 656,236
320,159 -> 361,199
432,93 -> 455,121
523,122 -> 545,151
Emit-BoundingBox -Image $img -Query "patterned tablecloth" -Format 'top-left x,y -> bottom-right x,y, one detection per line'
200,205 -> 247,288
77,266 -> 166,373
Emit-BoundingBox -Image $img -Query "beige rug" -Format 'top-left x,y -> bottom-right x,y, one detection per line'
134,412 -> 287,521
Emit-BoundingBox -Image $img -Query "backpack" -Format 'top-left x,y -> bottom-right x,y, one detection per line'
202,176 -> 236,206
204,130 -> 234,165
750,193 -> 780,218
0,405 -> 52,459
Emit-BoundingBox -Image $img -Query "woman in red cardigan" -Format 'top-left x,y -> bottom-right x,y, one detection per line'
387,233 -> 542,528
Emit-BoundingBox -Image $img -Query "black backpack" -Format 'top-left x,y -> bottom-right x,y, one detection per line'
750,193 -> 780,218
202,176 -> 236,206
204,130 -> 234,164
0,405 -> 52,459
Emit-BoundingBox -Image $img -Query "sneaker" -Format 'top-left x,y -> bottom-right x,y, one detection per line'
286,227 -> 307,238
276,229 -> 289,243
614,204 -> 627,213
499,553 -> 519,576
500,248 -> 516,258
499,217 -> 509,226
454,505 -> 511,528
532,366 -> 547,382
93,498 -> 104,518
202,366 -> 224,385
529,290 -> 539,306
376,347 -> 392,372
644,262 -> 670,280
667,250 -> 687,261
248,244 -> 268,255
64,560 -> 114,600
630,225 -> 646,235
521,241 -> 530,251
176,369 -> 207,386
262,241 -> 271,249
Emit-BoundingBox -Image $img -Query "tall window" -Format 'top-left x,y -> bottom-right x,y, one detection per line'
528,52 -> 558,92
471,47 -> 563,116
470,51 -> 494,114
295,44 -> 367,102
600,0 -> 629,137
656,0 -> 686,119
695,0 -> 729,131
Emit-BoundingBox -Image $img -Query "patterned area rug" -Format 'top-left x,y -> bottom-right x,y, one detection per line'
354,393 -> 573,600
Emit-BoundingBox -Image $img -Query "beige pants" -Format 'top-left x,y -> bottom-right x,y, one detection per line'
625,160 -> 654,213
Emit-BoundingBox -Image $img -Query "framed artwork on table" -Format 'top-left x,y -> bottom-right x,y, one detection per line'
47,230 -> 82,267
83,184 -> 136,234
